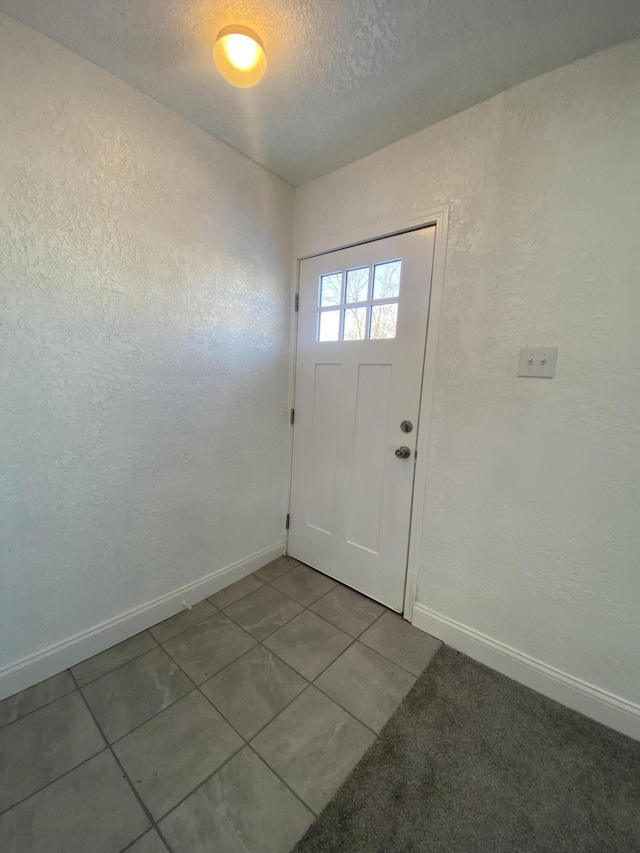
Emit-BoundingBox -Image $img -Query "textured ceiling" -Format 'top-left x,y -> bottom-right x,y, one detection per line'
2,0 -> 640,185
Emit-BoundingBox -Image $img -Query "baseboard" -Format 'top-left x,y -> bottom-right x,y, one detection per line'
0,543 -> 284,701
412,603 -> 640,742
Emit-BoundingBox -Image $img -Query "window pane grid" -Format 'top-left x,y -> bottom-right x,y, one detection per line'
318,308 -> 341,342
343,306 -> 368,340
370,302 -> 398,340
317,261 -> 400,341
319,297 -> 396,312
372,260 -> 401,300
319,271 -> 343,307
345,266 -> 371,304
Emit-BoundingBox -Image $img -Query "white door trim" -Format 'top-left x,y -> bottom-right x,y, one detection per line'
287,204 -> 450,620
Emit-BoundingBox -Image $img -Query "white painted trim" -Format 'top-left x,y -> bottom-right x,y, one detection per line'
412,603 -> 640,742
296,207 -> 449,262
284,254 -> 301,555
287,204 -> 450,618
0,542 -> 284,701
402,205 -> 449,619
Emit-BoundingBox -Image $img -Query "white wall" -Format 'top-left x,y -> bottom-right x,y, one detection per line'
0,14 -> 293,680
294,40 -> 640,716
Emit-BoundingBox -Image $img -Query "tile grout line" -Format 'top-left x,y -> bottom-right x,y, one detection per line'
147,571 -> 331,823
62,562 -> 311,716
311,606 -> 387,679
152,625 -> 319,829
112,632 -> 255,841
159,562 -> 339,701
118,827 -> 170,853
304,594 -> 432,681
220,592 -> 306,641
131,577 -> 311,763
205,578 -> 265,612
112,603 -> 376,852
98,615 -> 393,762
309,630 -> 419,739
68,668 -> 175,853
355,638 -> 427,680
72,595 -> 223,692
0,682 -> 78,731
1,559 -> 336,730
137,681 -> 320,827
0,567 -> 282,739
152,740 -> 247,836
246,602 -> 420,739
255,591 -> 388,688
153,732 -> 317,832
260,624 -> 356,691
246,740 -> 319,819
72,633 -> 161,689
70,598 -> 220,693
265,571 -> 337,602
239,609 -> 392,744
146,682 -> 319,829
231,564 -> 428,684
255,556 -> 301,583
358,623 -> 438,679
105,563 -> 321,840
243,666 -> 313,743
241,656 -> 378,799
106,684 -> 200,748
76,645 -> 213,749
76,615 -> 251,751
309,678 -> 380,738
211,560 -> 350,651
70,558 -> 299,691
5,579 -> 417,762
1,562 -> 432,846
157,640 -> 251,745
298,609 -> 390,736
0,745 -> 111,819
1,558 -> 388,715
154,616 -> 343,829
149,601 -> 220,646
236,599 -> 428,814
242,644 -> 381,811
142,591 -> 315,830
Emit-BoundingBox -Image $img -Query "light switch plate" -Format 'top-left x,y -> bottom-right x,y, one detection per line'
518,347 -> 558,378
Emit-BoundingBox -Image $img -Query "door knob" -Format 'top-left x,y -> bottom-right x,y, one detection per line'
395,446 -> 411,459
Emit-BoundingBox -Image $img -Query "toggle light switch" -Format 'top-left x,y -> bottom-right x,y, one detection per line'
518,347 -> 558,378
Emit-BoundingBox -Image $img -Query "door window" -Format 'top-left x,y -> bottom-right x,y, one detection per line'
317,260 -> 401,342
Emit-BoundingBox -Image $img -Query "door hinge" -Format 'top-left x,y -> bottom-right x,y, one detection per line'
290,408 -> 295,425
285,513 -> 290,530
294,293 -> 299,312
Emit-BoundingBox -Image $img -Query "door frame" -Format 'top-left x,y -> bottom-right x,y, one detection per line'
285,204 -> 450,621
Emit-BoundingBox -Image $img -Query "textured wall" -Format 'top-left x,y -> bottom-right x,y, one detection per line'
0,14 -> 293,668
294,39 -> 640,706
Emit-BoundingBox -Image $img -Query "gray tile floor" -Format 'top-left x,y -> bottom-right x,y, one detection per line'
0,556 -> 442,853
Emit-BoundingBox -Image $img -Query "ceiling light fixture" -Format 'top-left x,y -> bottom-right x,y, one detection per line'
213,25 -> 267,88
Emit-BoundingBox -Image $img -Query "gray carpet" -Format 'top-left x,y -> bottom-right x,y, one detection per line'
294,646 -> 640,852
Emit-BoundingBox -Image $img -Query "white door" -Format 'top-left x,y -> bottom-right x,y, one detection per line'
289,227 -> 436,611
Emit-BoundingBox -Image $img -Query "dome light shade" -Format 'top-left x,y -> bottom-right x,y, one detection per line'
213,26 -> 267,88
